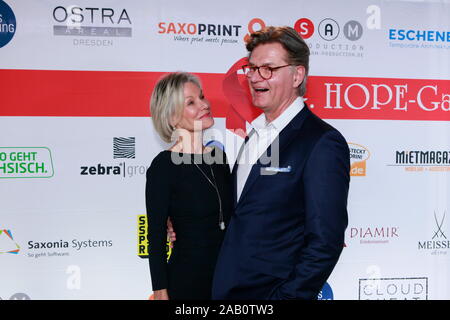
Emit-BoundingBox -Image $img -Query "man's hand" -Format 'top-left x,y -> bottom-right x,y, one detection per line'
167,218 -> 176,248
152,289 -> 169,300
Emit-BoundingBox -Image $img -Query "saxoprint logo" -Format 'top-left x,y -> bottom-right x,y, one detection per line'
157,20 -> 243,46
0,229 -> 20,254
0,0 -> 16,48
418,210 -> 448,256
52,5 -> 132,47
80,137 -> 148,178
0,147 -> 54,179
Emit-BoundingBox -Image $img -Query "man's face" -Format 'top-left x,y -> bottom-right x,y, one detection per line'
247,42 -> 304,115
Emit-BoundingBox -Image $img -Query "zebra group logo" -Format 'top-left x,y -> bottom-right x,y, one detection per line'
0,229 -> 20,254
80,136 -> 148,177
113,137 -> 135,159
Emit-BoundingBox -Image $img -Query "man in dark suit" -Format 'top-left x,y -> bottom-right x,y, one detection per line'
211,26 -> 350,300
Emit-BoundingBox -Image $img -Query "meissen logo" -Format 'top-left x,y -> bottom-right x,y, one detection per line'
418,211 -> 449,255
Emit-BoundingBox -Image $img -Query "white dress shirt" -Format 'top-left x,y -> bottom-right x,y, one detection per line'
236,97 -> 305,201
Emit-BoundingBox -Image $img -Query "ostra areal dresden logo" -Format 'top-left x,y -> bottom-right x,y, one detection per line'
0,0 -> 16,48
0,147 -> 54,179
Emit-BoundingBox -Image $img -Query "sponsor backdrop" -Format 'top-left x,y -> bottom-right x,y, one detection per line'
0,0 -> 449,300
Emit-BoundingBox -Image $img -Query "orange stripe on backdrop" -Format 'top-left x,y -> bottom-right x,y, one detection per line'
0,69 -> 449,121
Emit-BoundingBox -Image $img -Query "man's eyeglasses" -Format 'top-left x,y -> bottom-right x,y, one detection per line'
241,64 -> 293,80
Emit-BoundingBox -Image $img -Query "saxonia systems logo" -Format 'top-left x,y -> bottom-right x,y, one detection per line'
359,277 -> 428,300
348,143 -> 370,176
137,214 -> 172,260
0,229 -> 20,254
80,137 -> 148,178
387,150 -> 450,172
418,210 -> 449,256
0,0 -> 16,48
157,20 -> 243,46
0,147 -> 54,179
52,5 -> 132,47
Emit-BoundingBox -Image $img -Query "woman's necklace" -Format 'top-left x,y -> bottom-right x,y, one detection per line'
193,161 -> 225,231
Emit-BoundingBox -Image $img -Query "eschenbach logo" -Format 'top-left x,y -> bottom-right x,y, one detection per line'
418,210 -> 448,255
80,137 -> 148,178
389,28 -> 450,50
0,0 -> 16,48
52,5 -> 132,47
388,150 -> 450,172
0,147 -> 54,179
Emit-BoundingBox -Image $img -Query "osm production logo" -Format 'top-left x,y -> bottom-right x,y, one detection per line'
0,229 -> 20,254
137,214 -> 172,260
348,143 -> 370,176
245,6 -> 381,59
80,137 -> 148,178
52,5 -> 132,47
0,0 -> 16,48
0,147 -> 54,179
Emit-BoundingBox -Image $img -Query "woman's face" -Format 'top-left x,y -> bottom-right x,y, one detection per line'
174,81 -> 214,132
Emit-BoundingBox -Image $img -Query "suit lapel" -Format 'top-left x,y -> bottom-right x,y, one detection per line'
233,105 -> 312,209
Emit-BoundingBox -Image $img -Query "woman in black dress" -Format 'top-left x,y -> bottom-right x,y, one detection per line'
146,72 -> 232,300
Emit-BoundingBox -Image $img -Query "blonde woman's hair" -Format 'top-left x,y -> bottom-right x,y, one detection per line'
150,72 -> 201,143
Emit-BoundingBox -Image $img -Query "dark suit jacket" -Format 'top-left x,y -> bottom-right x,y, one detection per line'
212,105 -> 350,300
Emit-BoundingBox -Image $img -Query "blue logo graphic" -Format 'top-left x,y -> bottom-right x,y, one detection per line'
205,140 -> 225,152
0,0 -> 16,48
317,282 -> 334,300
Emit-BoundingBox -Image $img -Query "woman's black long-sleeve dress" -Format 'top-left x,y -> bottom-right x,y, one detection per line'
145,147 -> 232,300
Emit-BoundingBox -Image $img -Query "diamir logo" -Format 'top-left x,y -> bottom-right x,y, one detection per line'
0,229 -> 20,254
